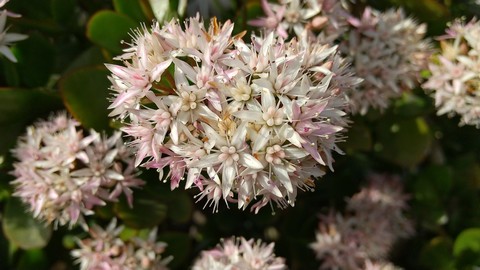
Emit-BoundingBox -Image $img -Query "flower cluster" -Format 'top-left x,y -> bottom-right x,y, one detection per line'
71,219 -> 171,270
310,174 -> 414,270
0,0 -> 27,62
249,0 -> 350,43
11,112 -> 143,228
192,237 -> 286,270
343,8 -> 430,114
107,16 -> 360,212
423,18 -> 480,127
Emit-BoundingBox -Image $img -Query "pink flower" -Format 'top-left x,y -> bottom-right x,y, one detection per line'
310,174 -> 413,269
71,219 -> 171,270
192,237 -> 286,270
11,112 -> 143,228
107,16 -> 359,213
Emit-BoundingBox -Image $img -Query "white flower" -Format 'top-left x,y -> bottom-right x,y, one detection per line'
0,7 -> 27,62
107,17 -> 359,212
192,237 -> 286,270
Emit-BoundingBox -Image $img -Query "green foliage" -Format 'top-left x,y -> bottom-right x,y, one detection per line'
59,66 -> 111,131
86,10 -> 139,55
2,197 -> 52,250
0,0 -> 479,269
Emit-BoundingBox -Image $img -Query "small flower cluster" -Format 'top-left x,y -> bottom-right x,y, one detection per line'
343,8 -> 431,114
310,174 -> 414,270
192,237 -> 286,270
249,0 -> 350,43
0,0 -> 27,62
423,18 -> 480,127
11,112 -> 143,228
71,219 -> 171,270
107,16 -> 360,212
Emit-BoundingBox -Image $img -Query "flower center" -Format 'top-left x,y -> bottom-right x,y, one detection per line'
218,146 -> 240,166
265,144 -> 285,164
262,106 -> 284,126
180,91 -> 198,111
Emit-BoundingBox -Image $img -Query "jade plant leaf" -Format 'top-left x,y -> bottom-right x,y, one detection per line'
2,197 -> 52,250
375,117 -> 432,167
86,10 -> 138,54
453,228 -> 480,267
59,66 -> 111,131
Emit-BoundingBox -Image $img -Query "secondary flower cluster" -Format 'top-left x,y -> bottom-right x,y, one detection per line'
11,112 -> 143,228
343,8 -> 430,114
192,237 -> 286,270
310,174 -> 414,270
423,18 -> 480,127
249,0 -> 350,43
252,2 -> 431,115
0,0 -> 27,62
107,16 -> 360,212
71,219 -> 171,270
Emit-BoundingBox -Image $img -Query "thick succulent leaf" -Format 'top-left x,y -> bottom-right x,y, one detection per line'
375,117 -> 431,167
86,10 -> 138,54
113,0 -> 149,22
453,228 -> 480,267
2,197 -> 52,250
59,66 -> 111,131
419,236 -> 455,270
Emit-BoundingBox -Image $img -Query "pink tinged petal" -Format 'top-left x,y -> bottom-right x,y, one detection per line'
0,46 -> 17,62
310,124 -> 343,136
239,153 -> 264,170
205,90 -> 222,111
201,123 -> 226,146
108,89 -> 141,109
302,141 -> 325,165
261,0 -> 274,17
257,175 -> 283,197
172,58 -> 196,82
197,104 -> 221,121
233,110 -> 263,123
5,33 -> 28,43
185,167 -> 201,189
253,125 -> 270,152
279,124 -> 304,147
261,88 -> 276,110
151,59 -> 173,81
222,165 -> 236,199
69,205 -> 81,224
272,165 -> 293,193
105,170 -> 125,181
284,147 -> 308,159
231,121 -> 247,148
170,120 -> 179,145
189,153 -> 221,168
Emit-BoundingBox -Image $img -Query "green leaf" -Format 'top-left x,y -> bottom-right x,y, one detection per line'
17,249 -> 48,270
113,0 -> 149,22
453,228 -> 480,266
2,197 -> 52,250
113,190 -> 167,229
419,236 -> 455,270
65,46 -> 106,73
13,33 -> 55,87
148,0 -> 175,23
0,88 -> 62,155
375,117 -> 432,168
50,0 -> 76,24
59,66 -> 111,131
157,232 -> 191,269
86,10 -> 138,54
